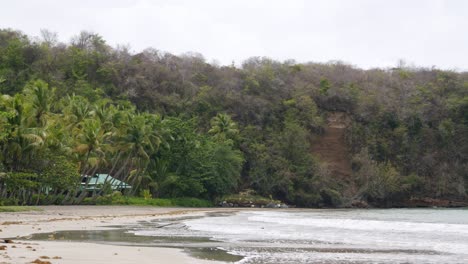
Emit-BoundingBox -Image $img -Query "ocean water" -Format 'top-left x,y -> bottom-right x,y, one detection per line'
25,209 -> 468,263
132,209 -> 468,264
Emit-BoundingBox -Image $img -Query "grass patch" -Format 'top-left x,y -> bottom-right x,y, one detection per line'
83,193 -> 213,207
125,197 -> 213,207
0,206 -> 42,212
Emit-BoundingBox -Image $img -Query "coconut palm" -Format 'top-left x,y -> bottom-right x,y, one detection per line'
91,99 -> 117,131
73,118 -> 110,176
208,113 -> 239,143
23,80 -> 54,127
0,94 -> 46,171
62,95 -> 92,129
117,113 -> 162,194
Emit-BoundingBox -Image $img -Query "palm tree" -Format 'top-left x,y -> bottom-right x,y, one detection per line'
117,113 -> 162,194
44,115 -> 73,153
24,80 -> 54,127
142,156 -> 174,198
208,113 -> 239,143
62,95 -> 92,129
71,118 -> 114,202
73,118 -> 110,176
0,94 -> 46,171
91,99 -> 116,131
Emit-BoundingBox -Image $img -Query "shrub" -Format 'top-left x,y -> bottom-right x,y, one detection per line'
294,191 -> 321,207
320,188 -> 342,207
0,198 -> 20,206
172,197 -> 212,207
140,189 -> 152,200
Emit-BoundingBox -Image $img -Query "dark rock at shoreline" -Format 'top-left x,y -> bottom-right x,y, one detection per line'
219,201 -> 236,207
403,197 -> 468,208
350,200 -> 369,208
219,200 -> 289,208
265,203 -> 289,208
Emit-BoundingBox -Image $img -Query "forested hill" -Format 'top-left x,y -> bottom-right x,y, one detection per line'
1,29 -> 467,207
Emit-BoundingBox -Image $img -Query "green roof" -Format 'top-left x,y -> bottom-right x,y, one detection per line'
81,174 -> 132,191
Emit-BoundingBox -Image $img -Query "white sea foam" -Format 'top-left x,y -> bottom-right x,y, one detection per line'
134,209 -> 468,263
249,213 -> 468,234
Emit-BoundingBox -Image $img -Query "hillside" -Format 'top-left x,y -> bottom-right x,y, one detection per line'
0,29 -> 467,207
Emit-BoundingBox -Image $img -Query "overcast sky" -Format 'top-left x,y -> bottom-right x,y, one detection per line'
2,0 -> 467,70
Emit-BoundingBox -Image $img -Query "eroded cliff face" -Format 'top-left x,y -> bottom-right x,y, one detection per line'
311,112 -> 356,197
310,113 -> 468,208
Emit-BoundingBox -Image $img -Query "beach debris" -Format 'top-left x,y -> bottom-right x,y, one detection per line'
26,246 -> 32,249
0,245 -> 6,250
3,239 -> 14,244
52,256 -> 62,259
0,221 -> 22,225
31,259 -> 51,264
155,223 -> 175,228
39,256 -> 50,259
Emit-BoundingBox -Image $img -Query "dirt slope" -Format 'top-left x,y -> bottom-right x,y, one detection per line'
311,112 -> 353,185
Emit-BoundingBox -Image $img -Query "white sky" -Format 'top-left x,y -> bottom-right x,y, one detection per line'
1,0 -> 468,70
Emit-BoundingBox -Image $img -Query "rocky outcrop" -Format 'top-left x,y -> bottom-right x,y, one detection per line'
219,200 -> 289,208
350,200 -> 369,208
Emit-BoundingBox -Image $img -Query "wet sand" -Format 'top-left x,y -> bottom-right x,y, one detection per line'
0,206 -> 231,264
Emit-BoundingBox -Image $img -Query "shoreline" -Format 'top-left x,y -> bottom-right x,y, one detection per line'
0,206 -> 236,264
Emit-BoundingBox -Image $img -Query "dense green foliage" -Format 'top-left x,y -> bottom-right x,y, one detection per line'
0,29 -> 467,207
0,206 -> 41,212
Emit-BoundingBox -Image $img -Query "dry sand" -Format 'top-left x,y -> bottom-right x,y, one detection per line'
0,206 -> 231,264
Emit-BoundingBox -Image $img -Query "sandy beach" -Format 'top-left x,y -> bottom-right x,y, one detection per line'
0,206 -> 229,264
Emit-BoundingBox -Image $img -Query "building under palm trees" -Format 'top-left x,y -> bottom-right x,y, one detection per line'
80,174 -> 132,192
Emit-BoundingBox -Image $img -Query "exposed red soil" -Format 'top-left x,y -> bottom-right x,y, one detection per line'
311,112 -> 355,195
